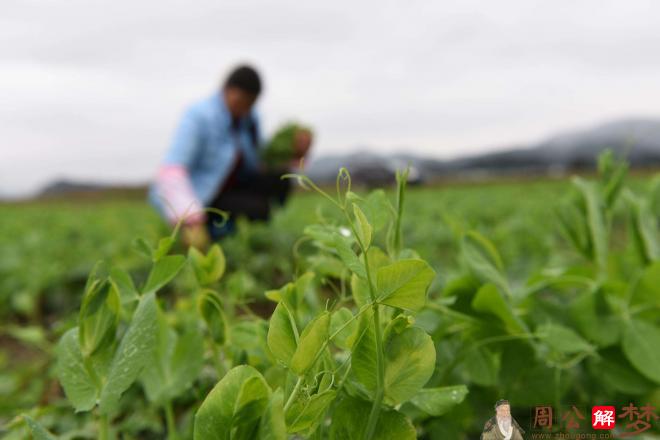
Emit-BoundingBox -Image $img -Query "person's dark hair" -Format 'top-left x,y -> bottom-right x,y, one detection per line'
224,65 -> 262,96
495,399 -> 510,409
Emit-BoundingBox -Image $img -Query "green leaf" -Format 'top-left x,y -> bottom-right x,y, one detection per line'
55,328 -> 97,412
329,307 -> 357,350
133,237 -> 153,259
410,385 -> 469,416
631,261 -> 660,310
285,389 -> 337,434
569,288 -> 621,347
464,345 -> 500,387
99,292 -> 159,414
589,348 -> 654,395
622,319 -> 660,384
573,177 -> 608,270
351,247 -> 391,308
189,244 -> 226,286
626,191 -> 660,264
291,311 -> 330,375
304,225 -> 366,278
353,203 -> 373,249
142,255 -> 186,295
353,312 -> 435,405
536,322 -> 594,354
21,414 -> 57,440
382,326 -> 435,404
78,279 -> 120,357
471,283 -> 526,334
141,321 -> 204,403
194,365 -> 271,440
153,236 -> 176,261
329,396 -> 416,440
258,389 -> 286,440
376,259 -> 435,312
110,267 -> 139,306
461,231 -> 510,295
267,303 -> 298,367
198,290 -> 227,345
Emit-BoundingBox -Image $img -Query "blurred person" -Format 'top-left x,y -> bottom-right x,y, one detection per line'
150,65 -> 312,248
481,400 -> 524,440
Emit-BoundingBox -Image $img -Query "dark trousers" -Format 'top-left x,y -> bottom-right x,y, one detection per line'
206,170 -> 291,239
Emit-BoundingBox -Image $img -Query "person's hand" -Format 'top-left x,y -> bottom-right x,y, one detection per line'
291,129 -> 313,168
182,223 -> 210,250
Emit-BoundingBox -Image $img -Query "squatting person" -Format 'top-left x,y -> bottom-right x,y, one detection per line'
149,65 -> 312,248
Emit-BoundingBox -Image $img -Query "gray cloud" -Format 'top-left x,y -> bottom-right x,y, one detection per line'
2,0 -> 660,195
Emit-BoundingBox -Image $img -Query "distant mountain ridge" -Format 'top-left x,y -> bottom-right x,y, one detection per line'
305,117 -> 660,184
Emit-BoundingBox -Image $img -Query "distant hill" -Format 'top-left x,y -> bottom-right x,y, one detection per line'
306,117 -> 660,185
36,179 -> 147,200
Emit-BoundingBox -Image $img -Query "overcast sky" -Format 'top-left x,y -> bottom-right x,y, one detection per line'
2,0 -> 660,196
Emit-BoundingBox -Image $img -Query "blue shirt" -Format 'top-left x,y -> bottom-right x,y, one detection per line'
149,93 -> 262,216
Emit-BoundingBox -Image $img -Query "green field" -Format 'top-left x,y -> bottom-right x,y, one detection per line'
1,160 -> 659,439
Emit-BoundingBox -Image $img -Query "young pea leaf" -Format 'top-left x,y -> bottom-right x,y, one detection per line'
382,326 -> 435,405
351,247 -> 391,308
569,288 -> 621,347
332,235 -> 366,279
285,389 -> 337,434
631,261 -> 660,310
588,348 -> 654,395
21,415 -> 57,440
133,237 -> 153,260
141,322 -> 204,403
536,322 -> 594,355
55,328 -> 97,412
189,244 -> 226,286
352,203 -> 372,249
573,177 -> 608,271
410,385 -> 469,416
351,310 -> 378,393
110,267 -> 139,306
352,311 -> 436,405
153,236 -> 176,261
622,318 -> 660,384
78,280 -> 120,357
471,283 -> 527,334
464,345 -> 500,387
258,388 -> 286,440
329,307 -> 357,350
194,365 -> 271,440
291,311 -> 330,375
99,292 -> 159,414
461,231 -> 510,296
375,259 -> 435,312
329,396 -> 416,440
267,303 -> 298,367
198,290 -> 227,345
625,191 -> 660,265
142,255 -> 186,295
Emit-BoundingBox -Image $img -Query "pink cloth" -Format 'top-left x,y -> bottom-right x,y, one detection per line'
154,165 -> 206,225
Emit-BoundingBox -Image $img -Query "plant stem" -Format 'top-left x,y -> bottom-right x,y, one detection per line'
164,401 -> 178,440
98,413 -> 110,440
284,376 -> 304,413
362,251 -> 385,440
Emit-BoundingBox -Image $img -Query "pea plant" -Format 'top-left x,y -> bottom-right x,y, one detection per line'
193,169 -> 463,439
21,169 -> 466,439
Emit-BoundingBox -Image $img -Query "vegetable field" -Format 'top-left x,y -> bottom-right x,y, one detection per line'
1,155 -> 659,439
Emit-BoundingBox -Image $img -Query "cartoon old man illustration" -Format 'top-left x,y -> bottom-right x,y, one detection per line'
481,399 -> 525,440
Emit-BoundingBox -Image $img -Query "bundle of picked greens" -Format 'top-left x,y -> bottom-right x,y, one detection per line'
261,122 -> 312,166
